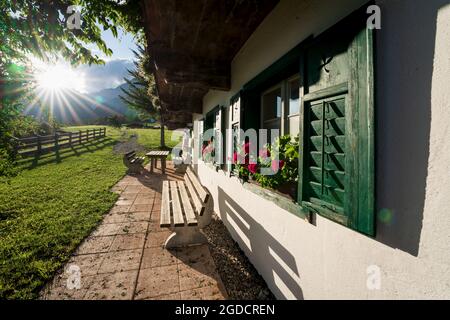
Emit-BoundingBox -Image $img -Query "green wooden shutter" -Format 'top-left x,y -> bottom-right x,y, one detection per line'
220,105 -> 227,170
299,10 -> 375,236
230,92 -> 244,174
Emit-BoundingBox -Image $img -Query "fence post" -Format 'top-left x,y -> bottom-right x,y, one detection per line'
36,135 -> 42,156
54,132 -> 59,152
68,132 -> 72,146
104,127 -> 106,137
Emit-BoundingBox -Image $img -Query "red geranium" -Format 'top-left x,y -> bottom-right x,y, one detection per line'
233,152 -> 238,164
248,163 -> 258,174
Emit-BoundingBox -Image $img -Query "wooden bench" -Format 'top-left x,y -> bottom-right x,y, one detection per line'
123,151 -> 145,174
160,166 -> 213,248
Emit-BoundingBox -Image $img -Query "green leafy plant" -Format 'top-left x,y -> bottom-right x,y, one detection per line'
235,135 -> 300,196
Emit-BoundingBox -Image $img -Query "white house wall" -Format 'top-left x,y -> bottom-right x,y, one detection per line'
192,0 -> 450,299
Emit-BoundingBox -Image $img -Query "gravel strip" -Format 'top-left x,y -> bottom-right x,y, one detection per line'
204,214 -> 275,300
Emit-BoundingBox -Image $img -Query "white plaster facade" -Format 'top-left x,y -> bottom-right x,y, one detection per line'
191,0 -> 450,299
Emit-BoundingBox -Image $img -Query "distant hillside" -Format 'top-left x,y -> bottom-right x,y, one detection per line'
25,82 -> 139,124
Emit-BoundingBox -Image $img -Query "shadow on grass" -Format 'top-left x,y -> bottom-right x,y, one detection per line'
16,137 -> 116,170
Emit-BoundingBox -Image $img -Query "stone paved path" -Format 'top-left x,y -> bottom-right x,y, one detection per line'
41,162 -> 228,300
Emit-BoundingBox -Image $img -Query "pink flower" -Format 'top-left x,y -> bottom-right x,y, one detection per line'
259,148 -> 270,159
271,160 -> 285,172
248,163 -> 258,174
233,152 -> 238,164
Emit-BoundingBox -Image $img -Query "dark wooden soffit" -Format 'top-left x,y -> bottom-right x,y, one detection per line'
141,0 -> 279,117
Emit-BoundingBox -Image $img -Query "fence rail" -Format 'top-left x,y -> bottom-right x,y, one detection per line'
12,128 -> 107,157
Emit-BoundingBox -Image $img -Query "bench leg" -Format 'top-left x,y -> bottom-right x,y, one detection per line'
162,158 -> 166,174
150,158 -> 154,173
164,227 -> 207,248
198,198 -> 214,229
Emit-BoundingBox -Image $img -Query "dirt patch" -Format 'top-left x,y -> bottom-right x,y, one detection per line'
204,214 -> 275,300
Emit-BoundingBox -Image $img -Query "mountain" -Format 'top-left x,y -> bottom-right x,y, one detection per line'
25,82 -> 139,124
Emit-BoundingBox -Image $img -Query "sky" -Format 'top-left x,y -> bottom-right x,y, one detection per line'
96,28 -> 139,61
31,27 -> 139,95
76,28 -> 139,94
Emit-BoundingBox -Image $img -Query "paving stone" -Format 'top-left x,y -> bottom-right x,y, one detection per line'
118,193 -> 138,201
145,231 -> 172,248
180,285 -> 227,300
134,196 -> 154,205
91,223 -> 124,237
84,270 -> 138,300
109,205 -> 131,214
124,185 -> 142,193
130,204 -> 152,212
176,245 -> 212,266
120,221 -> 148,234
150,292 -> 181,300
75,236 -> 114,255
98,249 -> 142,274
103,212 -> 151,224
68,253 -> 107,276
115,199 -> 134,206
148,220 -> 169,232
178,263 -> 222,292
134,265 -> 179,299
109,233 -> 146,251
141,247 -> 178,269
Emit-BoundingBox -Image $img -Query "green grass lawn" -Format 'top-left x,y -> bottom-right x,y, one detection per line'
64,125 -> 182,151
0,126 -> 180,299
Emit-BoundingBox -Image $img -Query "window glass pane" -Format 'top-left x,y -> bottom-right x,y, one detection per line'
289,78 -> 300,115
262,87 -> 282,123
288,115 -> 300,137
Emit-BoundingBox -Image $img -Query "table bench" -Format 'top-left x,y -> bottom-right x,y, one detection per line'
146,150 -> 170,174
160,167 -> 213,248
123,151 -> 145,174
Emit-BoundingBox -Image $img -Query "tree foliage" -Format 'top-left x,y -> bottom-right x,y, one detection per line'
0,0 -> 143,66
0,0 -> 145,174
119,45 -> 167,147
119,46 -> 159,116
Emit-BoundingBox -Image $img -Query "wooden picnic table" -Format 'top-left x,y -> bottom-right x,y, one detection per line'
146,150 -> 170,174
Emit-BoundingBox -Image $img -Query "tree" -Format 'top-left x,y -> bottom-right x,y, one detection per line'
119,45 -> 167,147
0,0 -> 143,109
0,0 -> 144,171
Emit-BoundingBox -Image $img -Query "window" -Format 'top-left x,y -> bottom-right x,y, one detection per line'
260,76 -> 300,138
262,85 -> 282,130
229,6 -> 374,236
287,77 -> 300,137
202,106 -> 224,167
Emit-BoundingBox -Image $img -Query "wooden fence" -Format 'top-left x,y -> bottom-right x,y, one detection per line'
12,128 -> 107,157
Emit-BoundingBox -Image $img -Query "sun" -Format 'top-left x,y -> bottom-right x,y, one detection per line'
35,63 -> 85,93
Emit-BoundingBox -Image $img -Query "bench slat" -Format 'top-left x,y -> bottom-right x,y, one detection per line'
177,181 -> 197,226
186,167 -> 208,203
160,181 -> 171,227
184,173 -> 205,216
170,181 -> 185,227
